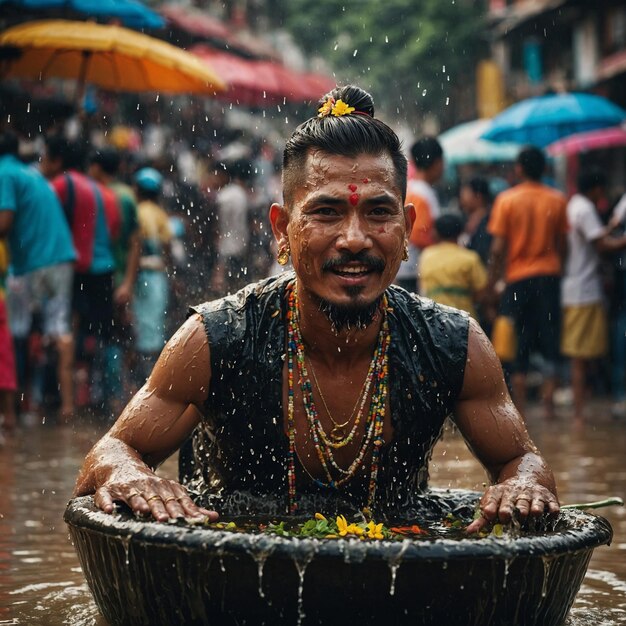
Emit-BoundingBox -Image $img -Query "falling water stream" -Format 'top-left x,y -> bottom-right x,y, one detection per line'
1,404 -> 625,625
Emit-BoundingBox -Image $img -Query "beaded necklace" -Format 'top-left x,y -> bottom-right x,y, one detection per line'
286,282 -> 390,514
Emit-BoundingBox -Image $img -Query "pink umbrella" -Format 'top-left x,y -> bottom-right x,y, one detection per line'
191,44 -> 332,106
547,126 -> 626,156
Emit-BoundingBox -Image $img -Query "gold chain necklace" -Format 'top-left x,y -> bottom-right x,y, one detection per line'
307,357 -> 372,444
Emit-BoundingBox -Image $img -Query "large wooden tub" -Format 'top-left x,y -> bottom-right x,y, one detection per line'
64,490 -> 612,626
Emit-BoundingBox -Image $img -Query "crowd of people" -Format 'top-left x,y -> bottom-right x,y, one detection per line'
0,111 -> 280,432
406,137 -> 626,423
1,105 -> 626,439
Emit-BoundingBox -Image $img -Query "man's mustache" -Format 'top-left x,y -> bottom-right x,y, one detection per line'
322,251 -> 385,272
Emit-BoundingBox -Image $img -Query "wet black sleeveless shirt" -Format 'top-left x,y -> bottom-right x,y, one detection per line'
184,272 -> 469,516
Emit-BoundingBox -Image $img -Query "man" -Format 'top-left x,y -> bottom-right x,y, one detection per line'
75,86 -> 558,534
395,136 -> 443,292
86,147 -> 140,308
41,136 -> 116,411
561,169 -> 626,421
419,213 -> 487,320
0,131 -> 76,418
487,146 -> 568,419
87,148 -> 140,413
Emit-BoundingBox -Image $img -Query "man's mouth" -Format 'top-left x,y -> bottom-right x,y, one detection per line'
332,264 -> 373,277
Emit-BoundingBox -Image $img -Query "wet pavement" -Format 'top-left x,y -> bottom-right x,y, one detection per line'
0,402 -> 624,625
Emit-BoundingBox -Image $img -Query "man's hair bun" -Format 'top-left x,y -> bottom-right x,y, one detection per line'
318,85 -> 375,118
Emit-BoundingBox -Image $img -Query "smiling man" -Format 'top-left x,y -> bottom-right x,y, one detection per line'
75,85 -> 558,533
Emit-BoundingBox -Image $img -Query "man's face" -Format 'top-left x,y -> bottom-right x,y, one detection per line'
272,150 -> 413,312
39,150 -> 60,179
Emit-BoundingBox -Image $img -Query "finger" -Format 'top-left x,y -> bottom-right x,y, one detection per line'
94,488 -> 115,514
496,494 -> 517,523
514,497 -> 531,519
466,516 -> 488,534
161,495 -> 186,519
547,499 -> 560,515
145,495 -> 169,522
530,497 -> 547,516
479,491 -> 502,520
174,492 -> 215,520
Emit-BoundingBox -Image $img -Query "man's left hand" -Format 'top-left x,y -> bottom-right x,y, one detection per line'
466,478 -> 560,534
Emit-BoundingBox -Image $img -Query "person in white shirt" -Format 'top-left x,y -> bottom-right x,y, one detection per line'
211,159 -> 251,294
561,169 -> 626,421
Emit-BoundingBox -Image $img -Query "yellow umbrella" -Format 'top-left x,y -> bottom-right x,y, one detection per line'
0,19 -> 226,96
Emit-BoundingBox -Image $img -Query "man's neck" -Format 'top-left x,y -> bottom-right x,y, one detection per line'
294,283 -> 384,370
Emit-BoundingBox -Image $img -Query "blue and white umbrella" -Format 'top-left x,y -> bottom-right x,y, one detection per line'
438,119 -> 521,165
481,92 -> 626,148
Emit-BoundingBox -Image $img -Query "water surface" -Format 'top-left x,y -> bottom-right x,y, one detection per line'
0,405 -> 624,625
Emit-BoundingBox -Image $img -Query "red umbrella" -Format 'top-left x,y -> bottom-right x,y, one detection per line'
546,125 -> 626,156
191,44 -> 332,106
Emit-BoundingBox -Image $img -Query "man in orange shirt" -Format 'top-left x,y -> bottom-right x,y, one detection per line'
488,146 -> 568,419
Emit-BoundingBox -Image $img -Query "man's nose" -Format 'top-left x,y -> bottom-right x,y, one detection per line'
336,213 -> 373,252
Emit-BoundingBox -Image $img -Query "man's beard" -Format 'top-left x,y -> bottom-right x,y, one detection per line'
317,292 -> 383,333
313,251 -> 386,332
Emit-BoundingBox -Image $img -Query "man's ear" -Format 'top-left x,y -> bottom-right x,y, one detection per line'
269,203 -> 289,248
404,202 -> 416,237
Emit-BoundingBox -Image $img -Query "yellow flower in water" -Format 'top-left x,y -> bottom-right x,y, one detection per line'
347,523 -> 365,536
314,513 -> 327,521
318,97 -> 335,118
366,521 -> 384,540
336,515 -> 349,536
331,99 -> 356,117
336,515 -> 365,537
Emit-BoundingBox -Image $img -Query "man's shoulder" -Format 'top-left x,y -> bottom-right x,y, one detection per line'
192,273 -> 291,317
389,283 -> 470,319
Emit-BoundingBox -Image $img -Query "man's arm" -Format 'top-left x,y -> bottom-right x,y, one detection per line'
453,318 -> 559,532
113,229 -> 140,305
74,314 -> 217,522
0,210 -> 14,237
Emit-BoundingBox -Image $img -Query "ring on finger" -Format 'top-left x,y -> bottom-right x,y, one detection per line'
163,496 -> 177,505
127,491 -> 140,500
146,495 -> 161,503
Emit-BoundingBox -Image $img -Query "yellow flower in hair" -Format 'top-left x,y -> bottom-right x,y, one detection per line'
318,97 -> 335,117
331,99 -> 355,116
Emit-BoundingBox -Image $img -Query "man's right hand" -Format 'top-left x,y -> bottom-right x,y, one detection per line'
94,476 -> 218,523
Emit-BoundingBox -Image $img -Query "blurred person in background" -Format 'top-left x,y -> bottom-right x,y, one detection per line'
419,213 -> 487,320
0,238 -> 16,435
459,176 -> 493,267
42,135 -> 116,414
0,130 -> 76,420
459,176 -> 496,335
395,136 -> 443,292
87,147 -> 141,415
561,169 -> 626,422
487,146 -> 568,419
132,167 -> 172,387
211,159 -> 251,295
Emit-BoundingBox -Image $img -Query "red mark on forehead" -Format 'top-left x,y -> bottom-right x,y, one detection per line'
348,184 -> 358,192
349,193 -> 360,206
362,178 -> 370,184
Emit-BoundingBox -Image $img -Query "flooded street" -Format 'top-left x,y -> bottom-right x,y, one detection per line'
1,405 -> 624,626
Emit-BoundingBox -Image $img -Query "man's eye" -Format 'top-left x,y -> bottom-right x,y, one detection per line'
371,207 -> 392,216
313,207 -> 338,216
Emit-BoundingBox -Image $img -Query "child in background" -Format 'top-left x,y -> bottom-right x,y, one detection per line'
419,213 -> 488,320
132,168 -> 172,387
